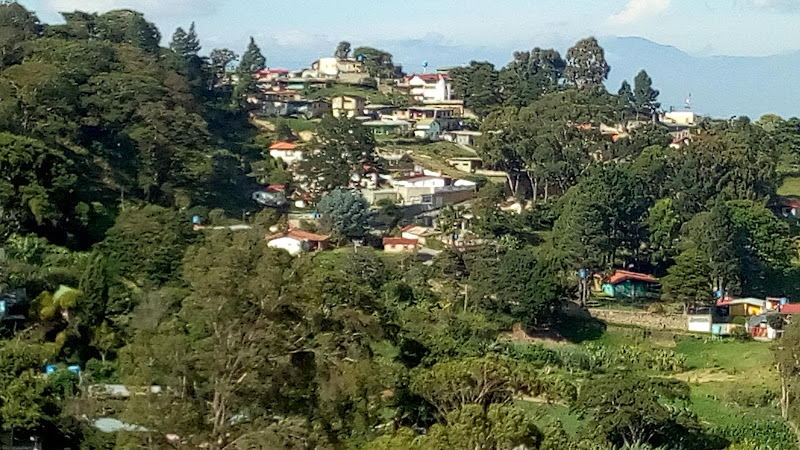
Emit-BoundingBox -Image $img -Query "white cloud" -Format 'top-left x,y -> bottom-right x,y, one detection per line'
608,0 -> 671,24
43,0 -> 219,18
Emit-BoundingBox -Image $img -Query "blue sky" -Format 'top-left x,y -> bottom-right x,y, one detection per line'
17,0 -> 800,69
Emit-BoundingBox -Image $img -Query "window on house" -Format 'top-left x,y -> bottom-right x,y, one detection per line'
421,195 -> 433,204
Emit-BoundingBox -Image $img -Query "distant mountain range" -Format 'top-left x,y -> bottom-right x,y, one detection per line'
602,37 -> 800,120
267,36 -> 800,120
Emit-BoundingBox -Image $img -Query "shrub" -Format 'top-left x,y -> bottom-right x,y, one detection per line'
731,316 -> 747,325
731,326 -> 751,341
557,347 -> 597,372
582,343 -> 686,372
502,343 -> 562,367
85,358 -> 119,383
725,387 -> 778,408
713,420 -> 797,450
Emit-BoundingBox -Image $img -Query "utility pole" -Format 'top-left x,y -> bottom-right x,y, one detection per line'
578,268 -> 589,308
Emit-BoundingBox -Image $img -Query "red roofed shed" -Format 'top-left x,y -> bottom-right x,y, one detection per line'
602,270 -> 660,298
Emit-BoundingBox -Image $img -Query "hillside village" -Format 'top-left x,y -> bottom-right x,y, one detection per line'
216,45 -> 798,343
3,5 -> 800,449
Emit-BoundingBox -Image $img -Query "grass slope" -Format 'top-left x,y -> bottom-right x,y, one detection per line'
518,327 -> 791,447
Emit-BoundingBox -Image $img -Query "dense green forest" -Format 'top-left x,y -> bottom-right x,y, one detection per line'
2,3 -> 800,450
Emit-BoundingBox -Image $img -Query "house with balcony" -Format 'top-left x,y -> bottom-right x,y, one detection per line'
332,95 -> 367,118
362,174 -> 477,209
407,73 -> 452,102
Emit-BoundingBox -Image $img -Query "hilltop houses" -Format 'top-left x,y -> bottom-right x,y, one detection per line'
361,173 -> 477,209
311,57 -> 365,78
332,95 -> 367,118
406,73 -> 452,102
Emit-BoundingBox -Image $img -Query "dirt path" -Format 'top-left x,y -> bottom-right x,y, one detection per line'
669,368 -> 737,384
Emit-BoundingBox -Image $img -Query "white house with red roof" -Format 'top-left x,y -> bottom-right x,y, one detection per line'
268,141 -> 303,165
266,229 -> 330,256
407,73 -> 452,102
383,237 -> 419,253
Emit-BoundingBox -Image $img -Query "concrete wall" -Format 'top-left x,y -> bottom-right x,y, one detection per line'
589,308 -> 686,331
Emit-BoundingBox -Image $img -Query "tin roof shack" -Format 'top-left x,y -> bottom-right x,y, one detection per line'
601,270 -> 660,298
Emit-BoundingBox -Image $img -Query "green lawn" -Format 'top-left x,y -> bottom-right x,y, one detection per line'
673,337 -> 782,427
306,84 -> 403,105
778,176 -> 800,197
508,326 -> 794,447
268,117 -> 319,133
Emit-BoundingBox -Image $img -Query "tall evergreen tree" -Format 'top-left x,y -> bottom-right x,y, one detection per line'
239,36 -> 266,73
618,80 -> 634,104
634,69 -> 660,117
169,27 -> 188,55
661,248 -> 712,313
450,61 -> 501,117
185,22 -> 201,55
232,37 -> 266,106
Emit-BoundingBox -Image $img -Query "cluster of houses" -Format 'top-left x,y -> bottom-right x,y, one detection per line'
594,269 -> 800,340
258,138 -> 479,208
242,52 -> 481,143
248,135 -> 480,256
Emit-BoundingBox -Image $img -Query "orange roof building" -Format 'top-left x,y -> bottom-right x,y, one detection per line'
266,229 -> 330,256
269,141 -> 297,151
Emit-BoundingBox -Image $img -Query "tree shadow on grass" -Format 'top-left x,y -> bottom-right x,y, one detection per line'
553,314 -> 607,343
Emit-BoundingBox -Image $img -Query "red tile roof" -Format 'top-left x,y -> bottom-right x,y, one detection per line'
606,270 -> 659,285
401,225 -> 415,232
413,73 -> 449,83
265,185 -> 285,192
256,68 -> 289,75
269,141 -> 297,151
780,304 -> 800,314
383,237 -> 418,247
266,229 -> 329,243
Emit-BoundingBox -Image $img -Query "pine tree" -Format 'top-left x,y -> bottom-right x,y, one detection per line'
239,36 -> 266,73
634,69 -> 660,117
662,248 -> 712,313
169,26 -> 188,55
185,22 -> 201,55
170,23 -> 201,57
618,80 -> 634,104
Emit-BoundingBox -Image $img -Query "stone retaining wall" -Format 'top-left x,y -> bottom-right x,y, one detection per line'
588,308 -> 686,331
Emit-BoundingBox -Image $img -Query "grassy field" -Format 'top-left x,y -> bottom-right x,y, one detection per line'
778,176 -> 800,197
517,327 -> 790,445
306,84 -> 403,105
266,117 -> 319,133
674,337 -> 781,427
